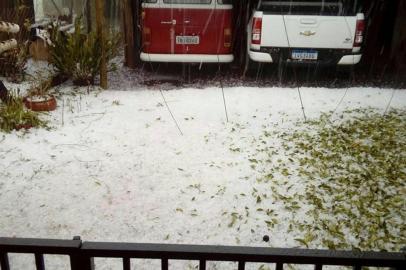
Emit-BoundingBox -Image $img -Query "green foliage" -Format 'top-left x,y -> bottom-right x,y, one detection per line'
0,91 -> 47,132
49,19 -> 120,86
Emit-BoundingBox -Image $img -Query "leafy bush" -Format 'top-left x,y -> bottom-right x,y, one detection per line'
0,91 -> 47,132
49,20 -> 120,86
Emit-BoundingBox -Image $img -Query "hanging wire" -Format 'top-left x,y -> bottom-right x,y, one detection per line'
383,89 -> 396,116
220,74 -> 229,123
159,89 -> 183,136
328,16 -> 360,123
293,67 -> 307,122
281,15 -> 307,122
217,57 -> 229,123
330,87 -> 349,122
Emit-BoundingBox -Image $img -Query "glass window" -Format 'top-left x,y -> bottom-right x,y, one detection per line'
142,0 -> 158,3
218,0 -> 232,4
163,0 -> 212,4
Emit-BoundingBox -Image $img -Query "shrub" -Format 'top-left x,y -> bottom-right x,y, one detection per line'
27,72 -> 53,97
0,91 -> 47,132
49,19 -> 120,86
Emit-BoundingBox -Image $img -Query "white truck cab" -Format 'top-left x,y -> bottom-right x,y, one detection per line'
248,0 -> 365,65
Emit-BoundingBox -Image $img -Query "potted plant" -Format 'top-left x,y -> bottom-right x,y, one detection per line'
0,90 -> 47,132
24,75 -> 57,112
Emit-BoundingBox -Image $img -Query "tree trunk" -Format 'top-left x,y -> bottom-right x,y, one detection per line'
95,0 -> 108,89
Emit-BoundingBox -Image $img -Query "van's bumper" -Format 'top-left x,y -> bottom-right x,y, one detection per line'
249,48 -> 362,65
140,53 -> 234,63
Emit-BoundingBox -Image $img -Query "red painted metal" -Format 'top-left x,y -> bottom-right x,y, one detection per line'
142,6 -> 233,55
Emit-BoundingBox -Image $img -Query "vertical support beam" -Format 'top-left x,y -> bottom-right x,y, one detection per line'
390,0 -> 406,79
199,260 -> 206,270
314,264 -> 323,270
95,0 -> 108,89
70,254 -> 94,270
34,253 -> 45,270
121,0 -> 138,68
161,258 -> 168,270
123,257 -> 131,270
276,263 -> 284,270
85,0 -> 92,33
238,261 -> 245,270
0,252 -> 10,270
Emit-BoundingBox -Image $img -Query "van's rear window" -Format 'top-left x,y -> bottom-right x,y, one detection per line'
258,1 -> 362,16
163,0 -> 211,4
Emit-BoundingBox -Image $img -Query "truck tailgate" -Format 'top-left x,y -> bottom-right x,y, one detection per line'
261,15 -> 356,49
285,15 -> 356,49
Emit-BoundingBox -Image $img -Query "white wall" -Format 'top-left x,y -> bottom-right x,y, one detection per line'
33,0 -> 76,22
33,0 -> 44,21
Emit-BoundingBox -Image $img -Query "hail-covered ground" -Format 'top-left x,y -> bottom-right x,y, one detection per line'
1,62 -> 405,270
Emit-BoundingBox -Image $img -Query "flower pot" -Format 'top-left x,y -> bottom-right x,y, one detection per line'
24,95 -> 57,112
15,124 -> 33,131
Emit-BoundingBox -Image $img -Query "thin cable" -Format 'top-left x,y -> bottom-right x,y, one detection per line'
293,67 -> 307,122
329,87 -> 348,122
383,89 -> 396,116
217,55 -> 229,122
282,15 -> 307,122
159,89 -> 183,136
220,75 -> 229,123
329,16 -> 357,122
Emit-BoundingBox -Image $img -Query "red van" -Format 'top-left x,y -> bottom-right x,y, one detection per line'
140,0 -> 234,63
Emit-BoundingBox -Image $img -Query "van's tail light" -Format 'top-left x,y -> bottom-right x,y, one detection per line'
354,19 -> 365,47
143,27 -> 151,46
224,28 -> 232,48
251,16 -> 262,45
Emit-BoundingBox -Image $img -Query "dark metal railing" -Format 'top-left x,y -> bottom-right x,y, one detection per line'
0,236 -> 405,270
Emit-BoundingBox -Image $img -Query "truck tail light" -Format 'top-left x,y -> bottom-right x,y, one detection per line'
354,19 -> 365,47
143,27 -> 151,46
251,16 -> 262,45
224,28 -> 232,48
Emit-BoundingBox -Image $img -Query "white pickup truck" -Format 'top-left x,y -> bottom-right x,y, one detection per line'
247,0 -> 365,65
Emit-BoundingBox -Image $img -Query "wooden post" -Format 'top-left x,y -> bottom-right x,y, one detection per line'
95,0 -> 108,89
122,0 -> 140,68
390,0 -> 406,78
85,0 -> 92,33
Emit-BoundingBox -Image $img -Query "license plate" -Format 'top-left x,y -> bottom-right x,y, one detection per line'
176,36 -> 199,45
291,50 -> 318,60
